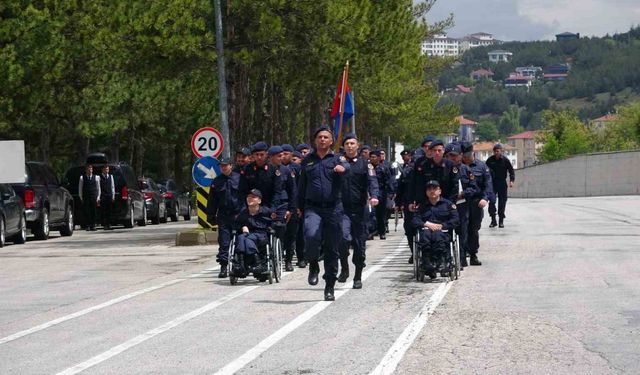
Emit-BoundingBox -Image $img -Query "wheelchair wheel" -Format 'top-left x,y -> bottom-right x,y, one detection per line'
272,237 -> 282,283
413,233 -> 422,282
452,235 -> 460,280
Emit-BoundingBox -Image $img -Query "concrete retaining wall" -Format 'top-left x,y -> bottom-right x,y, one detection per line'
509,150 -> 640,198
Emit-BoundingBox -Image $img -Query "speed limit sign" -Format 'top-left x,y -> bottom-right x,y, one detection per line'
191,127 -> 224,158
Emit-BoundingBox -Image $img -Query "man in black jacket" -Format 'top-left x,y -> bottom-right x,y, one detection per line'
485,143 -> 515,228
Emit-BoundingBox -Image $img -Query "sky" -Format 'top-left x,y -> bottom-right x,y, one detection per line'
424,0 -> 640,41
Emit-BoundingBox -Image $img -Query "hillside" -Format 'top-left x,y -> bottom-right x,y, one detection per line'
437,27 -> 640,136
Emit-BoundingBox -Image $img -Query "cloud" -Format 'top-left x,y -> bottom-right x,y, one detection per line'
423,0 -> 640,41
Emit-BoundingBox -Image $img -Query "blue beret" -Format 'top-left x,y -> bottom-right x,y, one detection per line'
426,180 -> 440,188
236,147 -> 251,156
429,140 -> 444,149
219,156 -> 232,165
445,143 -> 461,155
296,143 -> 311,152
313,125 -> 334,139
421,135 -> 435,147
248,189 -> 262,199
360,145 -> 371,151
400,149 -> 411,156
342,132 -> 357,145
292,151 -> 302,158
281,144 -> 294,152
460,142 -> 474,155
268,145 -> 283,156
251,141 -> 268,153
493,143 -> 503,150
413,149 -> 425,158
370,149 -> 382,156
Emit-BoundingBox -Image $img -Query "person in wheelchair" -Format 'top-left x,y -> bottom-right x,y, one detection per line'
232,189 -> 273,277
411,180 -> 459,279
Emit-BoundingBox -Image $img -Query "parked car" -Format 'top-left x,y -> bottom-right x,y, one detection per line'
0,184 -> 27,247
138,177 -> 167,224
11,162 -> 74,240
63,154 -> 146,228
157,179 -> 191,221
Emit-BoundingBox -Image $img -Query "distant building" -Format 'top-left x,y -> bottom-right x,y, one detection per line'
515,66 -> 542,79
470,68 -> 494,81
473,141 -> 518,168
507,130 -> 543,168
504,73 -> 533,89
543,63 -> 570,81
456,115 -> 478,142
421,34 -> 460,57
453,84 -> 472,94
556,32 -> 580,42
590,113 -> 618,132
488,50 -> 513,63
460,32 -> 500,52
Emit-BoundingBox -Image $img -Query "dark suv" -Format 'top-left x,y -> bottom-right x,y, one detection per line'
0,184 -> 27,247
157,179 -> 191,221
11,162 -> 75,240
64,155 -> 146,228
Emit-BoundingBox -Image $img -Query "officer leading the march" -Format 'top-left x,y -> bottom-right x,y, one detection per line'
298,126 -> 350,301
206,157 -> 242,278
461,142 -> 493,266
486,143 -> 515,228
338,133 -> 379,289
99,165 -> 115,230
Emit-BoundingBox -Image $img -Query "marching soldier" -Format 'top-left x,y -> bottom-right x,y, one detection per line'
338,133 -> 379,289
369,150 -> 395,240
486,143 -> 515,228
396,149 -> 416,262
206,157 -> 242,278
408,140 -> 459,207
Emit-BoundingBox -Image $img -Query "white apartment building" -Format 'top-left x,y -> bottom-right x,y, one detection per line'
421,34 -> 460,57
459,32 -> 499,52
488,50 -> 513,63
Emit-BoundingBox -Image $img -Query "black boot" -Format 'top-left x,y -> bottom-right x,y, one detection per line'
285,261 -> 294,272
296,259 -> 307,268
338,257 -> 349,283
308,260 -> 319,286
324,280 -> 336,301
218,263 -> 228,278
489,216 -> 498,228
353,267 -> 363,289
498,218 -> 504,228
252,254 -> 266,274
470,254 -> 482,266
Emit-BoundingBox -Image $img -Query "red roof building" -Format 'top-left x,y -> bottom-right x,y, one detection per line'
507,130 -> 543,168
591,113 -> 618,132
470,69 -> 494,81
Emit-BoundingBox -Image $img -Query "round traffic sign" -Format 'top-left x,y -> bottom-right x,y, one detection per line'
191,127 -> 224,158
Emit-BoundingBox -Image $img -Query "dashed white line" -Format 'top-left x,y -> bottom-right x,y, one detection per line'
55,284 -> 259,375
212,244 -> 407,375
369,281 -> 453,375
0,266 -> 219,345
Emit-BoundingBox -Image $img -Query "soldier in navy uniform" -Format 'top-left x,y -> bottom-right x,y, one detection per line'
298,126 -> 350,301
369,150 -> 395,240
78,164 -> 100,231
461,142 -> 493,266
281,144 -> 301,271
99,165 -> 115,230
291,150 -> 306,268
234,148 -> 251,173
296,143 -> 311,158
239,142 -> 281,213
411,180 -> 460,279
338,133 -> 379,289
445,142 -> 480,269
486,143 -> 515,228
206,157 -> 242,278
233,189 -> 273,277
396,149 -> 416,262
408,140 -> 459,207
267,145 -> 297,271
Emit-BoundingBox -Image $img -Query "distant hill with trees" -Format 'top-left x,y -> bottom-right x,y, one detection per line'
437,27 -> 640,139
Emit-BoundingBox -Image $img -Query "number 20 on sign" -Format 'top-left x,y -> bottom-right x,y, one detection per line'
191,127 -> 224,158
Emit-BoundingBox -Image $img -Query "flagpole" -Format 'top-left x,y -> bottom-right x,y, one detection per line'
335,61 -> 349,152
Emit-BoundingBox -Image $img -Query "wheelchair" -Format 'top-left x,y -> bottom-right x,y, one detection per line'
227,228 -> 283,285
412,228 -> 460,282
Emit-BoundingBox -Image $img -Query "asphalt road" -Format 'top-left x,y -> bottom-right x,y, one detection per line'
1,196 -> 638,374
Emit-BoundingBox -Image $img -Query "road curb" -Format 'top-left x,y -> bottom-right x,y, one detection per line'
175,229 -> 218,246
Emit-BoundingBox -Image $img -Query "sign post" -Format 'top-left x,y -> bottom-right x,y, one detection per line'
191,127 -> 224,159
191,128 -> 225,229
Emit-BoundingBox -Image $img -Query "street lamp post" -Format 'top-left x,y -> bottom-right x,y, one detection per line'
213,0 -> 230,159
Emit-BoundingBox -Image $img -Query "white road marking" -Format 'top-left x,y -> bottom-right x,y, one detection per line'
0,266 -> 219,345
213,244 -> 408,375
55,284 -> 260,375
369,281 -> 453,375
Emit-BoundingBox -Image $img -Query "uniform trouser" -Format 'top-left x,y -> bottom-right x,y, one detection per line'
284,214 -> 298,262
235,232 -> 268,256
403,209 -> 415,252
468,201 -> 484,255
340,206 -> 367,269
83,198 -> 97,228
217,216 -> 234,264
375,196 -> 388,236
455,202 -> 470,261
296,215 -> 305,261
489,183 -> 508,219
304,204 -> 343,282
417,229 -> 449,270
100,197 -> 112,227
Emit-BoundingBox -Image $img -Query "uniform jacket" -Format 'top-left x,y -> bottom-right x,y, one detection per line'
373,162 -> 396,197
409,157 -> 460,203
298,150 -> 350,208
465,159 -> 494,201
207,171 -> 242,219
340,154 -> 379,211
411,198 -> 460,231
234,206 -> 273,234
396,161 -> 414,205
454,163 -> 481,202
239,162 -> 281,208
486,155 -> 515,186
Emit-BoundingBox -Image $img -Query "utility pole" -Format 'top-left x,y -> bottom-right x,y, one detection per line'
213,0 -> 231,159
